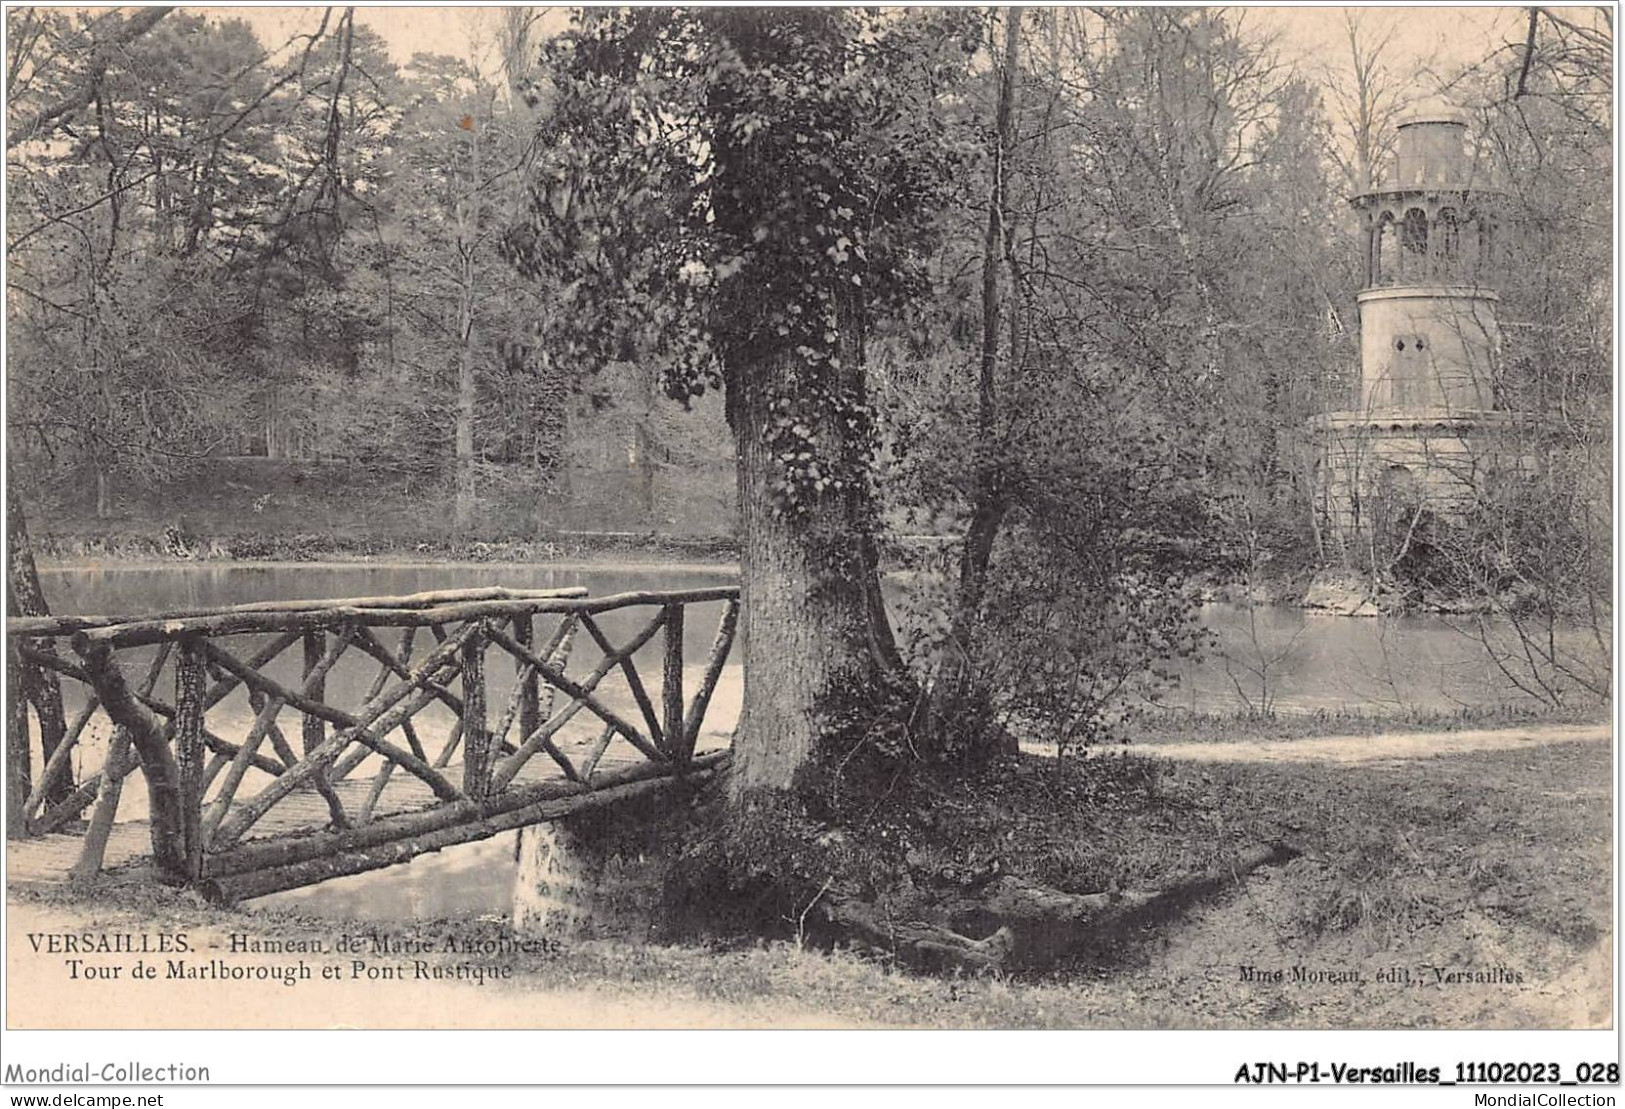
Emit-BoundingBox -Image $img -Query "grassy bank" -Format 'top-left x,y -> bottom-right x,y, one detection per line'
1119,703 -> 1609,745
23,457 -> 739,565
9,737 -> 1609,1029
31,527 -> 738,566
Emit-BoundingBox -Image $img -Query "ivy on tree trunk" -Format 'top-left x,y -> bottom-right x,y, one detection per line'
510,8 -> 975,793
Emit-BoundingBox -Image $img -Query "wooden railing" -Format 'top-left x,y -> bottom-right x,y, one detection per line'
7,585 -> 740,899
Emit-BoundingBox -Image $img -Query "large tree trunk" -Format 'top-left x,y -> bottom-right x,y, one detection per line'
727,340 -> 901,794
708,13 -> 905,795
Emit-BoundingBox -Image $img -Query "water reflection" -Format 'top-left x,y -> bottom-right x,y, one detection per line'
255,836 -> 518,922
41,560 -> 1590,717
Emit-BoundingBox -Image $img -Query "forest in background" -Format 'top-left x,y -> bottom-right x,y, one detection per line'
5,8 -> 1608,546
5,8 -> 1608,559
5,7 -> 736,541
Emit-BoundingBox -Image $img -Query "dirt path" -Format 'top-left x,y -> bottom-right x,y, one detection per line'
1023,721 -> 1611,766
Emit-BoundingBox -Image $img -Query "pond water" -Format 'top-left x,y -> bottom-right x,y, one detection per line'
41,558 -> 1576,718
33,559 -> 1596,923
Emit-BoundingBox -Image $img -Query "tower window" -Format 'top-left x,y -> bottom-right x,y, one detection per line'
1374,212 -> 1397,284
1401,208 -> 1429,279
1437,208 -> 1461,262
1415,337 -> 1426,351
1395,339 -> 1406,351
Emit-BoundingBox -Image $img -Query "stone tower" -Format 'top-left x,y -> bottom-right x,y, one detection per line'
1318,93 -> 1513,541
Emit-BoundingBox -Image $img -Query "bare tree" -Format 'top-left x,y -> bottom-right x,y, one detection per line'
1321,11 -> 1408,193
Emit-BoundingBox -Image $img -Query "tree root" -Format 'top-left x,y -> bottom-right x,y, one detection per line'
819,841 -> 1300,972
824,894 -> 1017,972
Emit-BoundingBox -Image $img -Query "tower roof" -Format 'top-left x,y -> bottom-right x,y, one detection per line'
1397,94 -> 1470,129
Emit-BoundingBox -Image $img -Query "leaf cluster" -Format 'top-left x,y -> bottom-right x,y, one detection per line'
505,9 -> 980,516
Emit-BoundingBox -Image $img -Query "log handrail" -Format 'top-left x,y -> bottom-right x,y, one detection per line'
7,586 -> 593,637
7,583 -> 741,893
14,586 -> 740,646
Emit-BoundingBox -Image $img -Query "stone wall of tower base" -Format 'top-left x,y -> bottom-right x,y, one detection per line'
1316,419 -> 1518,551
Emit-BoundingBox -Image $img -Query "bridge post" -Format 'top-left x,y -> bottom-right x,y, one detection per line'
301,631 -> 326,755
70,726 -> 134,884
662,604 -> 684,760
512,820 -> 603,939
173,638 -> 208,879
461,624 -> 490,799
513,614 -> 539,744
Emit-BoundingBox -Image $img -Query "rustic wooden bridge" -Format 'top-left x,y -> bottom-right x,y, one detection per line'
5,585 -> 739,902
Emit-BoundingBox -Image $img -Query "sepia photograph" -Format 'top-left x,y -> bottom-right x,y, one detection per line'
0,0 -> 1615,1082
